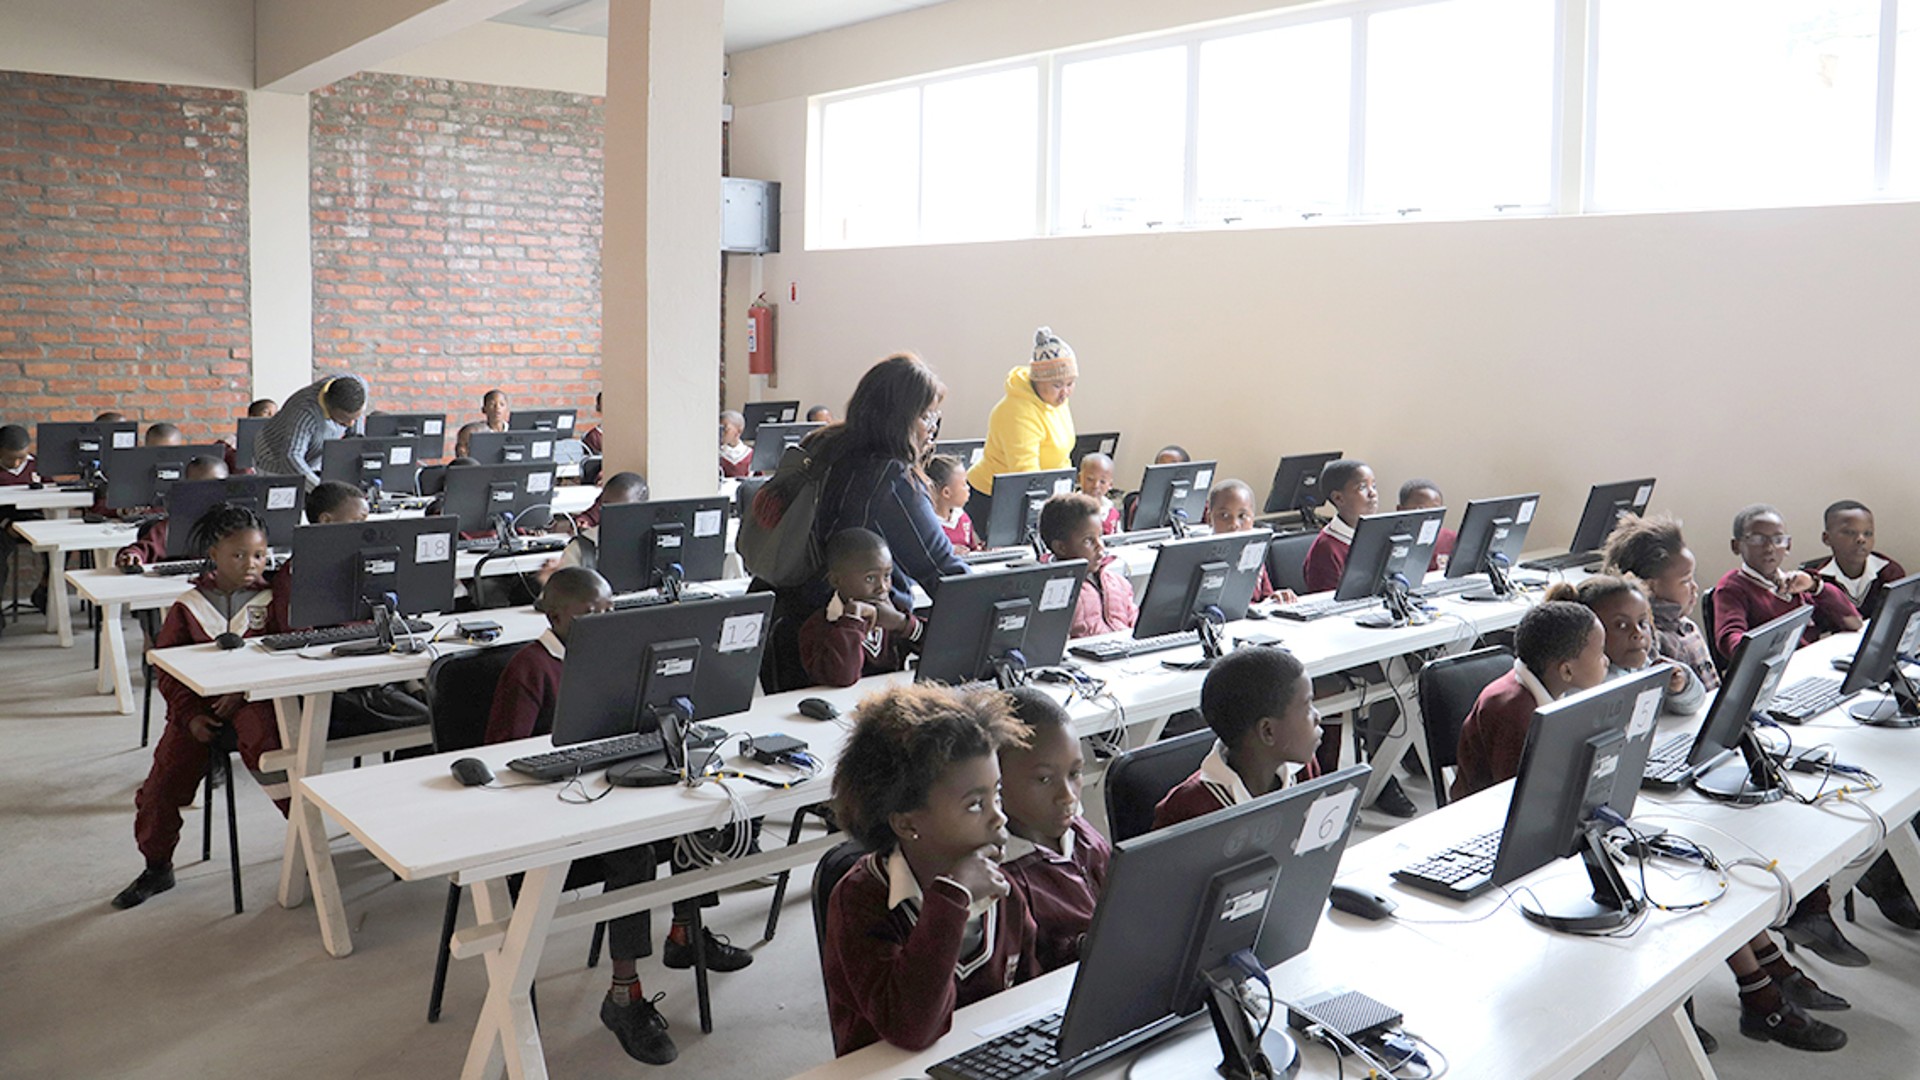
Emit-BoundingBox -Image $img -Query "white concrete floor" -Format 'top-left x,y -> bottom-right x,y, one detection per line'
4,596 -> 1919,1078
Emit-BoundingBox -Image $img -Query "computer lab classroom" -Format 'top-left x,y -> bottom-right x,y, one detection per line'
8,0 -> 1920,1078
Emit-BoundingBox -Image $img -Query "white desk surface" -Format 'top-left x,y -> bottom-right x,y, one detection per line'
552,485 -> 596,516
0,486 -> 95,512
66,567 -> 191,609
11,516 -> 134,551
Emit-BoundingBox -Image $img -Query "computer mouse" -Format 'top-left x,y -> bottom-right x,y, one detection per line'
450,757 -> 494,787
1327,884 -> 1397,921
1832,656 -> 1852,672
214,632 -> 245,651
1244,606 -> 1269,620
797,697 -> 839,721
119,562 -> 144,575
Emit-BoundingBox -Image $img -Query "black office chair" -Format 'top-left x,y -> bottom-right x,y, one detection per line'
764,803 -> 837,942
201,723 -> 243,915
415,464 -> 449,498
759,611 -> 809,695
1699,587 -> 1727,676
1102,729 -> 1214,842
1417,646 -> 1513,808
810,838 -> 870,1054
1266,531 -> 1317,597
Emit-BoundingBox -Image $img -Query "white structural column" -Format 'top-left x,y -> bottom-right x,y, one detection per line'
245,90 -> 314,403
599,0 -> 726,496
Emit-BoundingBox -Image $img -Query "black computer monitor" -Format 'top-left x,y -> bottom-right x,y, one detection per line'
932,438 -> 985,470
1052,764 -> 1371,1077
1566,478 -> 1656,556
1131,460 -> 1217,533
1262,450 -> 1342,521
1069,431 -> 1120,467
319,435 -> 423,497
1835,573 -> 1920,725
465,428 -> 559,466
362,412 -> 448,460
233,416 -> 271,472
596,497 -> 731,595
982,469 -> 1077,549
1489,665 -> 1670,933
101,443 -> 227,510
1333,507 -> 1449,627
1132,529 -> 1273,662
438,462 -> 557,536
506,408 -> 577,436
1445,493 -> 1542,599
1678,606 -> 1815,802
36,421 -> 139,480
162,476 -> 305,558
914,560 -> 1087,687
549,592 -> 774,781
749,422 -> 823,474
286,515 -> 458,654
741,400 -> 798,441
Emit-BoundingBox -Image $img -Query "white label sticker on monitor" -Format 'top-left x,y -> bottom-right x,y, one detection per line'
1633,485 -> 1652,508
1039,576 -> 1076,612
390,445 -> 413,466
558,414 -> 575,431
527,471 -> 553,494
423,418 -> 444,436
531,440 -> 552,458
1627,687 -> 1661,739
1517,500 -> 1536,524
1593,750 -> 1620,781
266,486 -> 297,511
1293,785 -> 1358,855
716,612 -> 764,653
693,509 -> 723,538
1237,541 -> 1265,573
415,532 -> 451,564
1417,518 -> 1441,546
1052,477 -> 1073,496
112,431 -> 136,449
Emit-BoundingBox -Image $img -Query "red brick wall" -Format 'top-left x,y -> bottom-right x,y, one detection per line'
309,73 -> 603,430
0,72 -> 251,443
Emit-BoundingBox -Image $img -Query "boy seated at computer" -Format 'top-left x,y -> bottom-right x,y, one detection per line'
1804,499 -> 1908,620
113,456 -> 230,567
1039,493 -> 1135,638
1120,445 -> 1187,530
1302,459 -> 1377,593
998,686 -> 1110,973
1202,479 -> 1298,603
547,470 -> 649,577
1450,601 -> 1609,802
1075,452 -> 1119,535
799,528 -> 926,688
1396,478 -> 1457,571
1153,646 -> 1323,830
1712,504 -> 1861,663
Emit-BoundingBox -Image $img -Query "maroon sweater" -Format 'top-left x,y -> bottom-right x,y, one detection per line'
1711,567 -> 1858,661
582,426 -> 603,455
797,603 -> 922,688
1002,817 -> 1111,974
117,517 -> 171,565
1302,527 -> 1349,594
1451,668 -> 1545,801
1429,526 -> 1458,572
154,573 -> 282,725
484,635 -> 563,744
1151,744 -> 1322,830
0,455 -> 38,487
823,850 -> 1039,1055
1803,553 -> 1909,622
720,451 -> 752,479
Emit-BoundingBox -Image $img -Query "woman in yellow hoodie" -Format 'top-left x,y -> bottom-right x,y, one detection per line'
966,327 -> 1078,528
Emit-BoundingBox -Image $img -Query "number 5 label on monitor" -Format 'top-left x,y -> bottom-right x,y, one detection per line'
1294,785 -> 1358,856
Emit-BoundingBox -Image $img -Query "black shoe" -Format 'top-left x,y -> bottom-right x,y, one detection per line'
1739,999 -> 1848,1052
662,928 -> 754,972
1779,970 -> 1850,1011
29,586 -> 47,614
111,865 -> 175,909
1857,853 -> 1920,930
601,991 -> 677,1065
1371,777 -> 1417,819
1783,908 -> 1871,967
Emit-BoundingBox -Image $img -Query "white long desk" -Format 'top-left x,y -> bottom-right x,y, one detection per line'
66,568 -> 190,719
11,518 -> 135,645
0,485 -> 94,515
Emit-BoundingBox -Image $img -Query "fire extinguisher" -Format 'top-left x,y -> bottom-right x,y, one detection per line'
747,295 -> 775,377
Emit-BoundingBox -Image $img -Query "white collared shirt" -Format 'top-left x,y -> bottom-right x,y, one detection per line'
537,628 -> 565,661
719,440 -> 753,465
1512,658 -> 1554,708
1737,563 -> 1795,600
1197,739 -> 1295,809
1817,554 -> 1888,606
1002,818 -> 1078,864
1324,517 -> 1356,545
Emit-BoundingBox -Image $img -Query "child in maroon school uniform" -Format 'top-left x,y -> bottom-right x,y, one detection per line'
1450,601 -> 1609,802
0,425 -> 48,623
1805,500 -> 1909,621
1302,459 -> 1378,593
1202,479 -> 1299,604
997,686 -> 1110,973
824,684 -> 1039,1055
1041,493 -> 1135,638
113,456 -> 230,568
112,504 -> 288,909
1154,646 -> 1324,830
1397,478 -> 1457,572
719,410 -> 752,479
1712,504 -> 1862,662
798,528 -> 926,689
926,455 -> 980,552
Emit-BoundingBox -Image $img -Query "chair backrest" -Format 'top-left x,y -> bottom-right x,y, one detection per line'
760,610 -> 810,695
1699,586 -> 1727,675
424,643 -> 528,753
811,838 -> 869,1022
1416,645 -> 1514,808
1102,729 -> 1215,842
1266,530 -> 1317,597
416,464 -> 449,497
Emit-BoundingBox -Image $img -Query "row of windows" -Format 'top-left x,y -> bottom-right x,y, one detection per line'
810,0 -> 1920,249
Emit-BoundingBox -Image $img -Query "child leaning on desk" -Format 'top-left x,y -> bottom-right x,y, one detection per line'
823,683 -> 1039,1055
1153,646 -> 1323,830
1040,492 -> 1134,639
997,686 -> 1110,973
798,528 -> 924,689
112,504 -> 290,911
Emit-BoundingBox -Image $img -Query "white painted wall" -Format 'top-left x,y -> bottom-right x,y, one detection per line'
246,90 -> 314,402
370,20 -> 606,96
0,0 -> 253,88
726,0 -> 1920,585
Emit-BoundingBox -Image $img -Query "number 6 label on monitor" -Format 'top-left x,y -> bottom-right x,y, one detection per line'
1294,785 -> 1358,856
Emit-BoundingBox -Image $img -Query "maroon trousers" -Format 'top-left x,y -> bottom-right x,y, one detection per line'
133,701 -> 287,866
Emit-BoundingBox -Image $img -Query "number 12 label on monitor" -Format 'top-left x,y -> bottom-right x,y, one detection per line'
717,612 -> 764,653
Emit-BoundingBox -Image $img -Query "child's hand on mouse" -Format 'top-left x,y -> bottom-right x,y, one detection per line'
188,714 -> 225,744
945,844 -> 1011,904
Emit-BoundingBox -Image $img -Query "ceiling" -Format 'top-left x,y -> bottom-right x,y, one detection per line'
492,0 -> 957,53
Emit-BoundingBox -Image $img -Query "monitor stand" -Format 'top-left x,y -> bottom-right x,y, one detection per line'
1355,579 -> 1425,630
332,601 -> 428,657
1462,557 -> 1518,603
1690,726 -> 1786,805
1126,974 -> 1299,1080
1519,822 -> 1644,934
1162,612 -> 1229,672
1850,662 -> 1920,727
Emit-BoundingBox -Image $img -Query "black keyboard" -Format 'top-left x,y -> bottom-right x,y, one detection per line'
258,619 -> 435,652
508,730 -> 665,780
1392,828 -> 1501,899
1271,595 -> 1380,622
143,560 -> 205,577
1068,629 -> 1200,663
456,536 -> 568,554
1103,527 -> 1171,549
1766,676 -> 1855,724
930,1010 -> 1065,1080
611,592 -> 671,611
961,547 -> 1031,567
1517,551 -> 1601,573
1641,732 -> 1697,786
1411,577 -> 1484,599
